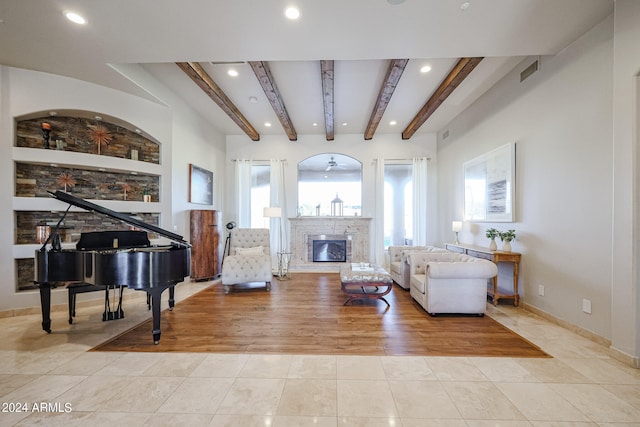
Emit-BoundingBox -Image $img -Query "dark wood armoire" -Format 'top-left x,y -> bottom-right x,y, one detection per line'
189,210 -> 222,281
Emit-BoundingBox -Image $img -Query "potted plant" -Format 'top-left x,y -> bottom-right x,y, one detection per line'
485,228 -> 499,251
499,229 -> 516,252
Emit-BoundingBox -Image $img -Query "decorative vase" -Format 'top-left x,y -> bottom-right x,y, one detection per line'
489,238 -> 497,251
502,240 -> 512,252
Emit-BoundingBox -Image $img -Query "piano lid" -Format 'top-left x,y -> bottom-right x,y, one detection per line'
47,190 -> 188,246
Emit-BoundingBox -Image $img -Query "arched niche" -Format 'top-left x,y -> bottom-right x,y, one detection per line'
297,153 -> 362,216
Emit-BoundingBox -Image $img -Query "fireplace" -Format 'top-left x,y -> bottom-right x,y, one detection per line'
289,217 -> 371,271
312,239 -> 347,262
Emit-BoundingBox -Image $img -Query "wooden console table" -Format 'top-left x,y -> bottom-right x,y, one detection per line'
444,243 -> 521,306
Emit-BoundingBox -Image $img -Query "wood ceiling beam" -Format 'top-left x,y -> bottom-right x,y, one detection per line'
320,60 -> 335,141
402,57 -> 484,140
249,61 -> 297,141
176,62 -> 260,141
364,59 -> 409,140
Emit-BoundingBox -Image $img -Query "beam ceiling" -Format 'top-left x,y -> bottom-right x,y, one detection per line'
176,62 -> 260,141
364,59 -> 409,140
249,61 -> 297,141
320,60 -> 335,141
402,57 -> 484,140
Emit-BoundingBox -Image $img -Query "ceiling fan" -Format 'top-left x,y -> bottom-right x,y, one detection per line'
325,156 -> 338,171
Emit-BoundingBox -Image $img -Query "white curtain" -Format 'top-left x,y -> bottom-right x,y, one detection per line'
412,157 -> 429,246
269,159 -> 288,270
235,159 -> 252,228
374,157 -> 386,266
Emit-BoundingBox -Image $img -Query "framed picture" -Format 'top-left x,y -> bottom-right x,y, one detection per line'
463,142 -> 515,222
189,164 -> 213,205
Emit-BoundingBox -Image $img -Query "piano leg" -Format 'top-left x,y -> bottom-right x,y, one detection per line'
38,283 -> 52,333
147,288 -> 164,345
168,286 -> 175,311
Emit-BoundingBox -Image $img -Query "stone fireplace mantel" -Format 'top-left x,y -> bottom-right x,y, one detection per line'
289,217 -> 372,272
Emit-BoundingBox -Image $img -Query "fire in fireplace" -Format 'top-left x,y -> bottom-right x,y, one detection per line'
312,239 -> 347,262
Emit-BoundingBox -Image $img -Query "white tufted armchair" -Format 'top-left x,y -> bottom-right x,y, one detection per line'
221,228 -> 272,294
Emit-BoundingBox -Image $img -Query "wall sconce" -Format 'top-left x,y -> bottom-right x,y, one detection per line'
452,221 -> 462,244
42,122 -> 51,149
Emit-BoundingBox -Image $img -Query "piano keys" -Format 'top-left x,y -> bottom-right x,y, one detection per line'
34,191 -> 191,344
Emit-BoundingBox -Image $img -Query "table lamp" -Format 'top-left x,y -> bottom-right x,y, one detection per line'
452,221 -> 462,244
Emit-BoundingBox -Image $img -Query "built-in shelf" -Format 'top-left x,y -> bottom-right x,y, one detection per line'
13,147 -> 162,176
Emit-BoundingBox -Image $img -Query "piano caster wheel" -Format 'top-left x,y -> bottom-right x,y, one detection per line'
68,319 -> 73,325
153,334 -> 160,345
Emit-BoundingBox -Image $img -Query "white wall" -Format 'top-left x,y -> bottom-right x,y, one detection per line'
225,132 -> 439,258
110,64 -> 227,240
611,0 -> 640,362
437,16 -> 615,340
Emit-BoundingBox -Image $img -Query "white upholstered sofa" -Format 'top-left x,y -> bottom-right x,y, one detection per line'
388,245 -> 447,290
407,252 -> 498,316
221,228 -> 272,294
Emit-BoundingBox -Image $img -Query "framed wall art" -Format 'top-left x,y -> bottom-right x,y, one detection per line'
463,142 -> 515,222
189,164 -> 213,205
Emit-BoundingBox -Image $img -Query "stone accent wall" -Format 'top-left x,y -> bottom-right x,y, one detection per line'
16,116 -> 160,164
16,259 -> 36,291
15,162 -> 159,201
13,113 -> 165,293
15,211 -> 160,245
289,217 -> 372,272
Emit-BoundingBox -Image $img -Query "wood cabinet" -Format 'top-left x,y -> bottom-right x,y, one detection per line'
190,210 -> 222,281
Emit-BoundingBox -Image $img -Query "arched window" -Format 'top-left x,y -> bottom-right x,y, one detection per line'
297,154 -> 362,216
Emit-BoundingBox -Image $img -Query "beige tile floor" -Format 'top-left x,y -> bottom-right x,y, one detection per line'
1,280 -> 640,426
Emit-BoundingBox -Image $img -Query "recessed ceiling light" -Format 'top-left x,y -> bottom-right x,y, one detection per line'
460,2 -> 471,11
389,120 -> 397,126
342,122 -> 348,126
64,11 -> 86,25
49,111 -> 57,116
94,115 -> 102,121
135,129 -> 142,134
265,122 -> 272,127
312,122 -> 318,126
248,96 -> 258,103
284,6 -> 300,20
228,69 -> 239,77
420,65 -> 432,73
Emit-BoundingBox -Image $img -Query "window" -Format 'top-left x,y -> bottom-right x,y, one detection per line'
250,164 -> 270,228
384,163 -> 413,248
297,154 -> 361,216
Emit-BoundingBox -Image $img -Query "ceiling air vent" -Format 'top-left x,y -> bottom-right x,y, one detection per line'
520,59 -> 539,82
442,129 -> 449,140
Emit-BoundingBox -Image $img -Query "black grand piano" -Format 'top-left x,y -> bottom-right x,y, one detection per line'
34,190 -> 191,344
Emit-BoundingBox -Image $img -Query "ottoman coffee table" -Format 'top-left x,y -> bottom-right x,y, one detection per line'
339,263 -> 393,307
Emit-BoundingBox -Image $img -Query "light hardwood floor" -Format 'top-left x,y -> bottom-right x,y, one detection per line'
93,273 -> 548,357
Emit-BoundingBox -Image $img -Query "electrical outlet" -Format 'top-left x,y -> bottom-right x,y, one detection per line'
582,299 -> 592,314
538,285 -> 545,296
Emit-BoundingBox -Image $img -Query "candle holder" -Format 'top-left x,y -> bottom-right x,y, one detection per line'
331,193 -> 343,216
41,123 -> 51,149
